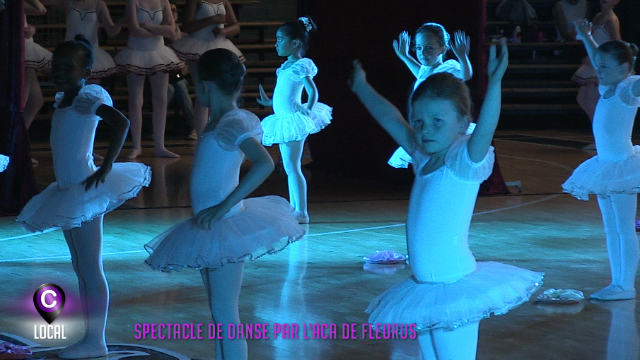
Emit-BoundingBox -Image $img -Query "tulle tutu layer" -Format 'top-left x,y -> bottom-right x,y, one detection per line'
17,163 -> 151,232
261,103 -> 332,146
24,38 -> 51,70
144,196 -> 306,272
572,63 -> 598,85
171,36 -> 245,62
562,146 -> 640,200
366,261 -> 544,331
115,46 -> 184,75
89,47 -> 118,79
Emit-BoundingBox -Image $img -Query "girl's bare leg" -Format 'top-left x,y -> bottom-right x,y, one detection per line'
126,74 -> 145,159
150,72 -> 179,158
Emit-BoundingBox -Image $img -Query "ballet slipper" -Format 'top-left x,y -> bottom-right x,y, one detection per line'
0,342 -> 32,360
154,148 -> 180,158
294,211 -> 309,224
127,148 -> 143,160
590,285 -> 636,301
58,341 -> 108,359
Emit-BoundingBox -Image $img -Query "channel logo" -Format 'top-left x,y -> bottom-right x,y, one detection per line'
33,284 -> 65,324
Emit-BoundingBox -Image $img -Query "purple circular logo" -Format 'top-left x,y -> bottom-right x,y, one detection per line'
33,284 -> 65,324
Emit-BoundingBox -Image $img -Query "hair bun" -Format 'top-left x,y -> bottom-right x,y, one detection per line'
298,16 -> 314,32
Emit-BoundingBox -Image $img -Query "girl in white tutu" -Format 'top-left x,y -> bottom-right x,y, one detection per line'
115,0 -> 184,159
563,20 -> 640,301
42,0 -> 122,81
144,49 -> 305,360
350,40 -> 543,360
171,0 -> 243,136
389,23 -> 473,168
257,16 -> 332,224
17,35 -> 151,358
23,0 -> 49,134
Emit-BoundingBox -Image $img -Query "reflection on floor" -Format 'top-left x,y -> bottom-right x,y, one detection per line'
1,130 -> 638,360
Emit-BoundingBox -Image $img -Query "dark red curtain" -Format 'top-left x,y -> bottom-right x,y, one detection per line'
298,0 -> 508,194
0,0 -> 37,216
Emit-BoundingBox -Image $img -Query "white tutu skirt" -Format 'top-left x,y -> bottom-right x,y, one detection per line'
144,196 -> 306,272
24,37 -> 51,71
115,44 -> 184,76
89,47 -> 118,79
17,163 -> 151,232
562,146 -> 640,200
261,103 -> 332,146
171,35 -> 244,62
366,262 -> 544,331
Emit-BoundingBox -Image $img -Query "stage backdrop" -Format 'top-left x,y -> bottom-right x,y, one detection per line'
298,0 -> 486,179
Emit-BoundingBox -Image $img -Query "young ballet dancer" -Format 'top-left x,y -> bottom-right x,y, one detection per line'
115,0 -> 184,159
389,22 -> 473,168
144,48 -> 305,360
42,0 -> 122,81
563,20 -> 640,301
16,35 -> 151,358
572,0 -> 620,150
350,40 -> 543,360
256,16 -> 332,224
23,0 -> 49,144
171,0 -> 243,137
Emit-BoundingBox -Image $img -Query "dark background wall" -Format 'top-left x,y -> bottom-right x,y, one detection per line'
298,0 -> 487,178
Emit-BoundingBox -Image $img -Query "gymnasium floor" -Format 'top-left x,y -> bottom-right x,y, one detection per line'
0,129 -> 638,360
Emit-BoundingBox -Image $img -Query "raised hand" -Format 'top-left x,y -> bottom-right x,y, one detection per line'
392,31 -> 411,59
256,84 -> 272,106
294,102 -> 311,116
573,19 -> 592,41
487,38 -> 508,82
349,59 -> 367,93
451,30 -> 471,57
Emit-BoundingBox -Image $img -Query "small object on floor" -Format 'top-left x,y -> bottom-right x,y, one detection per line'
505,180 -> 522,193
0,341 -> 32,359
635,219 -> 640,232
582,143 -> 596,151
31,157 -> 39,165
294,211 -> 309,224
363,249 -> 406,264
590,285 -> 636,301
537,288 -> 584,304
188,130 -> 197,140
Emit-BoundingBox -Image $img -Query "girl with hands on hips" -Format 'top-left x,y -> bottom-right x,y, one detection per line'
256,16 -> 332,224
145,49 -> 305,360
17,35 -> 151,359
351,40 -> 543,360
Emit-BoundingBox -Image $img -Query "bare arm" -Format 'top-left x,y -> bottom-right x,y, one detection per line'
139,0 -> 176,38
195,137 -> 274,229
450,30 -> 473,81
24,0 -> 46,15
180,0 -> 225,34
82,104 -> 130,190
301,76 -> 317,110
467,40 -> 508,163
603,16 -> 621,41
126,0 -> 155,37
553,2 -> 575,41
217,0 -> 239,37
350,60 -> 416,154
393,31 -> 421,78
574,19 -> 599,65
97,0 -> 122,37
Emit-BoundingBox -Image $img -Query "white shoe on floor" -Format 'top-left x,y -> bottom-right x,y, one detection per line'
590,285 -> 636,301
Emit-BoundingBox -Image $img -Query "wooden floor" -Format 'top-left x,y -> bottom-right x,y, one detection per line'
1,129 -> 639,360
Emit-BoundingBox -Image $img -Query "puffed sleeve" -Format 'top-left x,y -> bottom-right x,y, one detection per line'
616,75 -> 640,107
444,135 -> 495,182
72,84 -> 114,116
213,109 -> 264,151
291,58 -> 318,80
